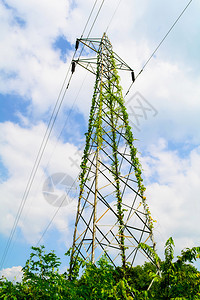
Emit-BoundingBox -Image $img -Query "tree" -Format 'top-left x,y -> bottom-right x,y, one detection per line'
139,237 -> 200,299
0,239 -> 200,299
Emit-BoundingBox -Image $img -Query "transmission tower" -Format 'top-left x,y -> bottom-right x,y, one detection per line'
70,33 -> 156,273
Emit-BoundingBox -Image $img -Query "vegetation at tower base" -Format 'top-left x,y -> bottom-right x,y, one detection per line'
1,238 -> 200,299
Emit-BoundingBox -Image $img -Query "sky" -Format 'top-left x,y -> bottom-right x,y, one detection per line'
1,0 -> 200,281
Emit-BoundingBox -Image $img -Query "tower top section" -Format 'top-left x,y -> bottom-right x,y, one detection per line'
73,33 -> 135,81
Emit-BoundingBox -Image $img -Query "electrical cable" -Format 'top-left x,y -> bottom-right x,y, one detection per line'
86,0 -> 106,38
40,72 -> 89,179
81,0 -> 98,38
32,1 -> 108,247
5,0 -> 193,279
124,0 -> 193,97
0,0 -> 103,271
21,72 -> 88,249
37,0 -> 194,250
5,0 -> 190,269
23,0 -> 194,277
11,59 -> 93,283
105,0 -> 122,34
0,0 -> 107,270
0,56 -> 77,269
36,175 -> 79,246
0,73 -> 73,270
78,0 -> 106,58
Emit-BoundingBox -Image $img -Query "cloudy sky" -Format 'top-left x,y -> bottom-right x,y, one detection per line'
1,0 -> 200,280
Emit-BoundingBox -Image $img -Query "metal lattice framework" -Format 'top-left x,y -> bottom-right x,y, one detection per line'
70,33 -> 156,273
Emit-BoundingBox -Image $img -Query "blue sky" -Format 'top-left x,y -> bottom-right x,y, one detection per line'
1,0 -> 200,280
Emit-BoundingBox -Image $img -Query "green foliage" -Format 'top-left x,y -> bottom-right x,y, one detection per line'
77,255 -> 116,299
106,63 -> 126,267
22,245 -> 68,299
0,277 -> 26,299
0,239 -> 200,299
139,243 -> 161,266
79,51 -> 102,194
0,246 -> 67,299
102,51 -> 155,231
66,248 -> 85,281
139,237 -> 200,299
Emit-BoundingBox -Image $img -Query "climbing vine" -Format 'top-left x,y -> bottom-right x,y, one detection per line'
107,53 -> 155,230
79,53 -> 101,194
107,83 -> 126,269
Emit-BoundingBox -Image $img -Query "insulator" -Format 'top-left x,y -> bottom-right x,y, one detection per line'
71,61 -> 76,74
131,71 -> 135,83
75,39 -> 79,50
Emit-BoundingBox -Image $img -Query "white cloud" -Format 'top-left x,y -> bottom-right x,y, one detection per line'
0,0 -> 71,115
1,0 -> 200,270
0,266 -> 23,282
124,56 -> 200,147
1,0 -> 200,126
1,122 -> 200,266
141,139 -> 200,258
0,121 -> 80,243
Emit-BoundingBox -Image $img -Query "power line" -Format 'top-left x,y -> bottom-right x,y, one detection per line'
125,0 -> 193,97
11,66 -> 91,285
36,175 -> 79,246
0,51 -> 78,270
81,0 -> 98,38
143,0 -> 193,70
38,0 -> 196,250
0,0 -> 104,270
33,0 -> 193,247
87,0 -> 106,37
34,1 -> 108,247
4,0 -> 191,269
20,73 -> 88,249
78,0 -> 106,58
40,73 -> 89,179
105,0 -> 122,33
0,73 -> 74,270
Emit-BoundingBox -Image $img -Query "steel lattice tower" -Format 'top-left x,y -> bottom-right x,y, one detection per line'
70,33 -> 156,273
